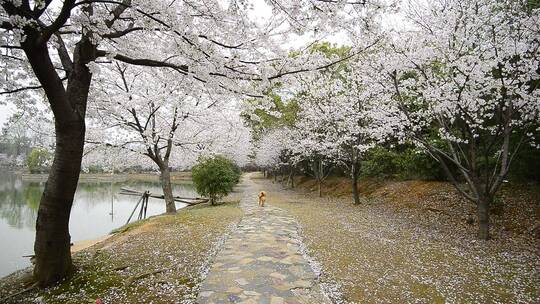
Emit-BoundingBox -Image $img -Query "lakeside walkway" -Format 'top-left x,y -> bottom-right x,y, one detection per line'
197,174 -> 329,304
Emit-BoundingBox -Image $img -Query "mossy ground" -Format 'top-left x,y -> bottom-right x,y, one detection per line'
259,173 -> 539,303
0,200 -> 242,304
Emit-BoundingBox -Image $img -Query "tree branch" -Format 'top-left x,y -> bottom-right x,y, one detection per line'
102,25 -> 144,38
0,77 -> 68,95
96,50 -> 189,74
54,34 -> 73,76
39,0 -> 76,45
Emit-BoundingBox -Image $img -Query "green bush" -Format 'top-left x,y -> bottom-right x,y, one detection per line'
507,143 -> 540,182
361,146 -> 399,178
26,148 -> 51,173
394,148 -> 447,180
361,146 -> 446,180
86,165 -> 105,173
191,155 -> 241,204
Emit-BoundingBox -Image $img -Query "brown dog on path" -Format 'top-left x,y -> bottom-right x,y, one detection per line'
258,191 -> 267,207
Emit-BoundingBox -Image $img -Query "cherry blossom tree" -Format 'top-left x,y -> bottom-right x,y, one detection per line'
278,42 -> 387,201
383,0 -> 540,240
87,65 -> 255,213
81,145 -> 150,173
2,110 -> 54,162
253,127 -> 292,178
294,65 -> 386,203
88,66 -> 193,213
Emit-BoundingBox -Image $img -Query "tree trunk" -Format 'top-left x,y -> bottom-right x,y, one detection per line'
317,159 -> 323,197
27,35 -> 95,286
477,196 -> 491,240
290,171 -> 294,189
33,120 -> 85,286
159,166 -> 176,213
351,162 -> 360,205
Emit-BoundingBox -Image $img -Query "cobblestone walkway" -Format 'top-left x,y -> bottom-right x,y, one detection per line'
197,176 -> 330,304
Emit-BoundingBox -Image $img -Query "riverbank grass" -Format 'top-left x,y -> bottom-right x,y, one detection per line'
0,200 -> 242,304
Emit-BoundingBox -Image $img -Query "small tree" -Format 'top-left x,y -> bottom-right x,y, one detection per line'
26,148 -> 52,173
192,156 -> 241,204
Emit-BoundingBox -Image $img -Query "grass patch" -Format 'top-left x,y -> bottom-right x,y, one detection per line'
110,219 -> 148,234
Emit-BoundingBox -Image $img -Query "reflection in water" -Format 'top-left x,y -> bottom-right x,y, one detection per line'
0,172 -> 196,277
0,174 -> 40,229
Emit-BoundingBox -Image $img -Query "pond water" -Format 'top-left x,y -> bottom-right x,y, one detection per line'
0,171 -> 196,278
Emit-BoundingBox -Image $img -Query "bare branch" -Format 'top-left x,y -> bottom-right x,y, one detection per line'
54,34 -> 73,75
96,50 -> 189,74
0,77 -> 68,95
39,0 -> 76,45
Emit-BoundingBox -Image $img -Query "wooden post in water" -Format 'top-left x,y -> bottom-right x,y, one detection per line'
137,191 -> 150,221
120,188 -> 209,224
143,192 -> 149,219
126,194 -> 145,225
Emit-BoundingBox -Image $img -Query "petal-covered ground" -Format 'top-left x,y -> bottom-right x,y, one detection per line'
258,174 -> 540,304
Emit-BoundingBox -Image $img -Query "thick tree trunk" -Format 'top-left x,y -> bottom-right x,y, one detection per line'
351,162 -> 360,205
477,196 -> 491,240
159,166 -> 176,213
33,120 -> 85,286
317,179 -> 322,197
27,35 -> 95,286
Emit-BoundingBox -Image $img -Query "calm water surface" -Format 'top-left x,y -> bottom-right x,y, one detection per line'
0,171 -> 196,277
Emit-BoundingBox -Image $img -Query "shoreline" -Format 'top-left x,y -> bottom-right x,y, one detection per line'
71,235 -> 112,253
18,172 -> 193,183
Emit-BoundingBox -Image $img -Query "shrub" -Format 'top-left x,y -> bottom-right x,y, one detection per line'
191,155 -> 241,204
507,143 -> 540,182
361,146 -> 399,178
86,165 -> 105,173
361,146 -> 446,180
26,148 -> 52,173
394,148 -> 446,180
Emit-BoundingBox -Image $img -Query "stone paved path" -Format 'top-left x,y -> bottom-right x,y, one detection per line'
197,175 -> 330,304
